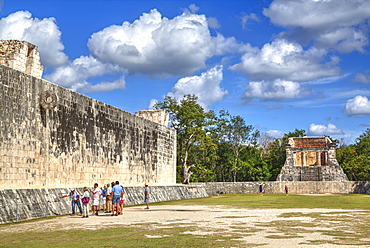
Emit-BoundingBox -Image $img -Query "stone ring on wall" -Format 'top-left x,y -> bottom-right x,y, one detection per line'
40,90 -> 58,109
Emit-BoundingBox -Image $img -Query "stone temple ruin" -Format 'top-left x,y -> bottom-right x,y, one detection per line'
0,40 -> 43,78
277,136 -> 348,181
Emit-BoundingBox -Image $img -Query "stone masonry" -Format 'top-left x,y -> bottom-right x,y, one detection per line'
0,40 -> 43,78
277,137 -> 348,181
0,41 -> 176,188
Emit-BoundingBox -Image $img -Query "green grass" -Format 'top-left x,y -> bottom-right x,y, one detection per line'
1,193 -> 370,247
155,193 -> 370,210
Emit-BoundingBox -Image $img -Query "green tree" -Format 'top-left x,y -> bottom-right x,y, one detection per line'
338,128 -> 370,181
155,95 -> 213,183
263,129 -> 306,180
213,110 -> 260,182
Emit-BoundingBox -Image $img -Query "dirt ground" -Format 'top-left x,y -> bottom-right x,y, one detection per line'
0,204 -> 367,247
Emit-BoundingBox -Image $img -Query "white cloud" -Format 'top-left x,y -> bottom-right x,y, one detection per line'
230,39 -> 341,82
148,99 -> 158,110
207,17 -> 220,29
353,72 -> 370,84
263,0 -> 370,53
167,65 -> 227,108
308,123 -> 344,135
241,13 -> 259,29
0,11 -> 68,67
242,79 -> 311,102
88,9 -> 239,78
77,76 -> 126,93
343,95 -> 370,117
45,56 -> 124,92
266,129 -> 285,138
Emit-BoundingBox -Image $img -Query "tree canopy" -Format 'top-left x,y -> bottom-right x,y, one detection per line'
155,95 -> 370,183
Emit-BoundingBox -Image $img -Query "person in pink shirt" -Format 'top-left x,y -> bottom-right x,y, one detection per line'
92,183 -> 102,216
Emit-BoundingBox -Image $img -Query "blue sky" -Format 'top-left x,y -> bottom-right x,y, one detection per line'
1,0 -> 369,144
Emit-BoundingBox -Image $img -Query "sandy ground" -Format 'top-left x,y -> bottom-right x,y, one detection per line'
0,204 -> 367,247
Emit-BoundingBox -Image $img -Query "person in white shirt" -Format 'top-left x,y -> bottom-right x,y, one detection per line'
92,183 -> 102,216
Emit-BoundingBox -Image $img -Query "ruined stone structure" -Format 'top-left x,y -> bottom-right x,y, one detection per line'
136,110 -> 169,126
277,137 -> 348,181
0,40 -> 43,78
0,41 -> 176,188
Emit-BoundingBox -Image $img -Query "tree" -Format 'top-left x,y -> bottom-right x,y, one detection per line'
213,110 -> 260,182
263,129 -> 306,180
155,95 -> 213,183
337,128 -> 370,181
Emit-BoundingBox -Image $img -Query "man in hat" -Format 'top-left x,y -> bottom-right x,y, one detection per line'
59,188 -> 83,216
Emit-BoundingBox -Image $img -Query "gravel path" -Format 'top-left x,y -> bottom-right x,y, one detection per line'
0,205 -> 366,247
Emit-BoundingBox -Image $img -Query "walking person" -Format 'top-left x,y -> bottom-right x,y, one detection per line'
92,183 -> 101,216
59,189 -> 83,216
285,185 -> 289,196
81,187 -> 90,218
144,184 -> 150,209
111,181 -> 124,216
259,184 -> 264,196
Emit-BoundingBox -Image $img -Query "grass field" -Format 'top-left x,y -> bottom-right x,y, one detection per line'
0,193 -> 369,247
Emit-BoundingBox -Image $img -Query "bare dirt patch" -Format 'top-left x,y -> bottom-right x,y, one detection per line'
0,205 -> 367,247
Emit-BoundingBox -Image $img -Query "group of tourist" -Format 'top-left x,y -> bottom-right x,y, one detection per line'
59,182 -> 150,218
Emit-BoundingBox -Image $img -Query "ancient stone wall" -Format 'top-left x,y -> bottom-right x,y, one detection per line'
136,110 -> 169,126
0,185 -> 208,224
2,181 -> 369,224
277,137 -> 348,181
0,40 -> 43,78
0,64 -> 176,188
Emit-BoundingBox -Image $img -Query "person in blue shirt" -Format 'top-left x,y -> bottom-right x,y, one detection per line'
59,189 -> 82,216
111,181 -> 124,216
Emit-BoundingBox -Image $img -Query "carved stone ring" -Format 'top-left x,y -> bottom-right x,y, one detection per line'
40,90 -> 58,109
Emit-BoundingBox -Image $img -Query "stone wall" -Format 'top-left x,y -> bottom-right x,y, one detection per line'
0,185 -> 208,224
197,181 -> 369,195
1,181 -> 370,224
0,64 -> 176,188
0,40 -> 43,78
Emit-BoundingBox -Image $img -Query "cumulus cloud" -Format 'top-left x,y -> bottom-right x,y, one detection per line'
343,95 -> 370,116
230,39 -> 341,82
242,79 -> 311,103
353,71 -> 370,83
148,99 -> 158,110
0,11 -> 68,67
88,9 -> 240,78
241,13 -> 259,29
45,56 -> 125,92
263,0 -> 370,53
308,123 -> 344,136
167,65 -> 227,108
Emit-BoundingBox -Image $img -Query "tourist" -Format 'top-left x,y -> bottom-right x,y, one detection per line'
105,183 -> 112,213
259,184 -> 264,196
119,184 -> 125,215
59,188 -> 83,216
285,185 -> 289,196
101,184 -> 108,212
92,183 -> 101,216
111,181 -> 124,216
144,184 -> 150,209
110,181 -> 115,213
81,187 -> 90,218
